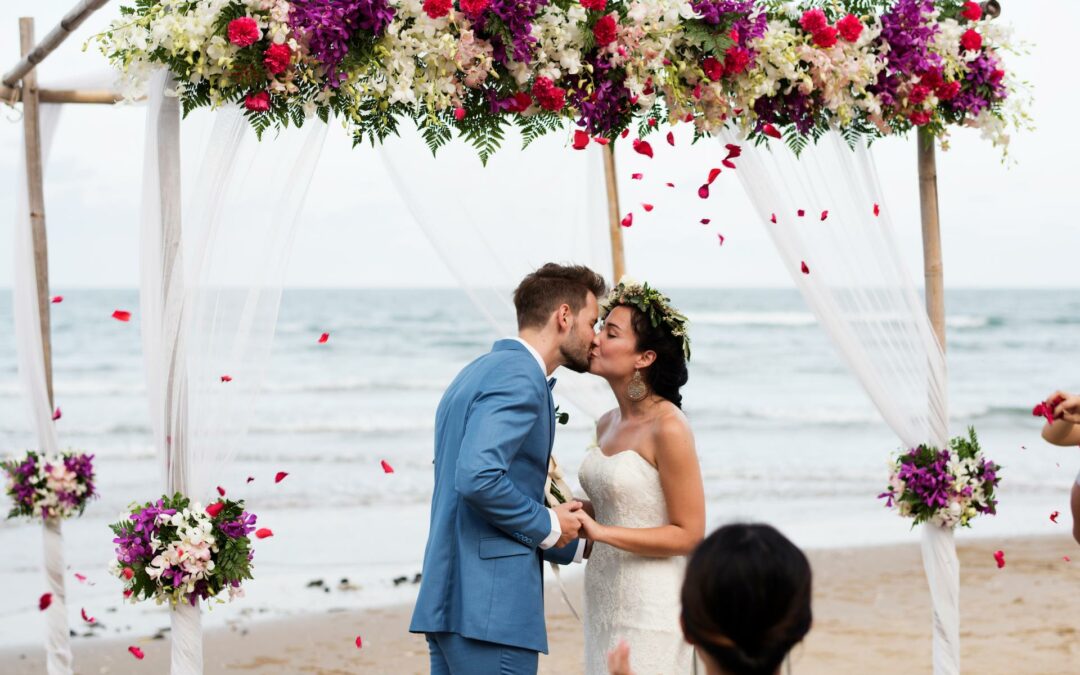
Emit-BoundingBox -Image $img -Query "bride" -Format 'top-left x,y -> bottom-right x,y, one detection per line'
577,278 -> 705,675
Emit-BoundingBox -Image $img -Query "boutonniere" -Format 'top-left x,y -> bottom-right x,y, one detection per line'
554,405 -> 569,425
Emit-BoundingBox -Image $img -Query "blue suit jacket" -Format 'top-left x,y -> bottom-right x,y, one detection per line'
409,339 -> 578,653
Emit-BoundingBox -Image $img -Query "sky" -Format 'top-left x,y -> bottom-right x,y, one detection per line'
0,0 -> 1077,289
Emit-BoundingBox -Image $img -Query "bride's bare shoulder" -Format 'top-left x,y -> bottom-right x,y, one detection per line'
651,404 -> 693,445
596,409 -> 618,436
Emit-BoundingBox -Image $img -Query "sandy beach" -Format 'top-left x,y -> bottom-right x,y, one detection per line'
4,534 -> 1078,674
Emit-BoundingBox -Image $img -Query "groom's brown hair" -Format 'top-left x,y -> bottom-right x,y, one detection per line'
513,263 -> 607,330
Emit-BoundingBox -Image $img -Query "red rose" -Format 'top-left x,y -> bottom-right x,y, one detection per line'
459,0 -> 490,14
990,68 -> 1005,83
909,85 -> 931,105
961,1 -> 982,21
920,68 -> 944,89
227,17 -> 261,47
122,567 -> 134,580
702,56 -> 724,81
424,0 -> 452,18
936,81 -> 961,101
531,77 -> 566,112
960,29 -> 982,52
799,8 -> 828,34
509,91 -> 532,112
263,43 -> 291,75
813,26 -> 839,49
453,107 -> 466,121
724,46 -> 751,75
244,91 -> 271,112
593,13 -> 617,47
206,501 -> 226,518
836,14 -> 863,42
909,111 -> 931,126
580,0 -> 606,10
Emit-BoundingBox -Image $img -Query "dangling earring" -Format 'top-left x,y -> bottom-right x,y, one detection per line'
627,369 -> 648,401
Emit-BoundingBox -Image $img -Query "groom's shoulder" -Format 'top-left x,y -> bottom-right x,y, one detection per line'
460,346 -> 542,388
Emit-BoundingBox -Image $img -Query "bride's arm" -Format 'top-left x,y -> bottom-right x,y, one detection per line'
580,414 -> 705,558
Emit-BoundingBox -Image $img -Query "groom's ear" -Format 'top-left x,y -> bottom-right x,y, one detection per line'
555,303 -> 574,331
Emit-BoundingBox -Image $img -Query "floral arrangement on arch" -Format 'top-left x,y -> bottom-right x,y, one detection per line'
110,493 -> 260,606
2,450 -> 96,522
878,427 -> 1001,529
96,0 -> 1029,162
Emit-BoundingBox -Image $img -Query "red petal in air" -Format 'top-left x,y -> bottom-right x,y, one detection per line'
216,486 -> 226,497
707,168 -> 722,184
642,203 -> 654,213
632,139 -> 653,158
51,296 -> 63,303
873,203 -> 881,217
112,310 -> 131,322
355,635 -> 363,649
255,528 -> 274,539
666,131 -> 675,146
724,143 -> 742,158
593,137 -> 609,146
246,476 -> 255,483
122,590 -> 133,598
39,593 -> 52,611
770,213 -> 777,224
52,407 -> 62,421
318,333 -> 330,344
1050,511 -> 1060,523
205,501 -> 225,518
797,209 -> 805,217
722,159 -> 736,170
275,471 -> 289,484
762,123 -> 782,139
572,130 -> 590,150
665,182 -> 675,188
381,460 -> 395,474
128,646 -> 145,660
698,184 -> 710,199
993,550 -> 1005,568
700,219 -> 711,225
801,261 -> 810,275
631,173 -> 643,180
220,375 -> 233,383
621,213 -> 634,228
820,210 -> 829,221
620,129 -> 630,139
74,573 -> 87,583
1065,556 -> 1072,562
81,608 -> 95,624
717,234 -> 725,246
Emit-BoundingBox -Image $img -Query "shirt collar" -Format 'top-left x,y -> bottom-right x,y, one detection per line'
509,337 -> 552,381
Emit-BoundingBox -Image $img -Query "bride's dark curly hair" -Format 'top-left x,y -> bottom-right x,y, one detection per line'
615,301 -> 689,409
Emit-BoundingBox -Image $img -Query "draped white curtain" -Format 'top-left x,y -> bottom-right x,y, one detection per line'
140,70 -> 327,673
726,128 -> 956,674
13,102 -> 71,675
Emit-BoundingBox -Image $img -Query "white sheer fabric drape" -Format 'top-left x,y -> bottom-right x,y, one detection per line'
14,101 -> 72,675
726,128 -> 956,674
141,70 -> 327,673
378,129 -> 615,418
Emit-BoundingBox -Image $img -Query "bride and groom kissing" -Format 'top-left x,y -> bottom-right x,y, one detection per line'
410,263 -> 705,674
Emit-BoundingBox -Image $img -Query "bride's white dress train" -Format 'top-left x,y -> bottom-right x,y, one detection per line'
579,442 -> 694,675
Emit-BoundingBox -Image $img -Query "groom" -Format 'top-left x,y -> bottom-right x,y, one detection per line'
410,263 -> 607,673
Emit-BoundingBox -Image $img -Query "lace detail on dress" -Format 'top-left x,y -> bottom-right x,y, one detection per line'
579,444 -> 693,675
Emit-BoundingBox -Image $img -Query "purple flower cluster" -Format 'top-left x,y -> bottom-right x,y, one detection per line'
752,88 -> 817,135
896,449 -> 953,510
221,510 -> 257,539
113,499 -> 175,564
289,0 -> 396,87
486,0 -> 550,64
570,57 -> 631,135
947,51 -> 1007,117
3,451 -> 96,521
871,0 -> 942,107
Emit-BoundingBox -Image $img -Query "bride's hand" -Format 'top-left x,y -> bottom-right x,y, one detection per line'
577,509 -> 607,543
607,640 -> 635,675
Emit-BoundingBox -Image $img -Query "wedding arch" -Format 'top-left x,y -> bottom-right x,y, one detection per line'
4,1 -> 1023,673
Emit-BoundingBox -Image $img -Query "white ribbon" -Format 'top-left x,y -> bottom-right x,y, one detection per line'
42,519 -> 73,675
170,602 -> 203,675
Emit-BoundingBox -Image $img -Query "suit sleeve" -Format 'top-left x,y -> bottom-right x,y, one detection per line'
454,367 -> 552,548
542,539 -> 582,565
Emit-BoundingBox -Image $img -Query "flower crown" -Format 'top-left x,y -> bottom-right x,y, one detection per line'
599,277 -> 691,361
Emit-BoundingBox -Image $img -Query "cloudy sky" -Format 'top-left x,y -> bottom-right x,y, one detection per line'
0,0 -> 1076,289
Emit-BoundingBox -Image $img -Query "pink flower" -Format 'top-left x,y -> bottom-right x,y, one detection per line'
961,1 -> 982,22
702,56 -> 724,81
531,77 -> 566,112
813,26 -> 839,49
580,0 -> 606,10
424,0 -> 452,18
227,17 -> 261,48
263,43 -> 291,75
593,13 -> 617,47
244,91 -> 271,112
960,29 -> 982,52
837,14 -> 863,42
800,8 -> 828,34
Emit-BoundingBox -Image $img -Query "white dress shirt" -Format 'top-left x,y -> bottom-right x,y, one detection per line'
510,337 -> 586,564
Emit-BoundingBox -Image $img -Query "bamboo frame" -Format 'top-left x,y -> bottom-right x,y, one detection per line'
1,86 -> 127,104
602,144 -> 627,283
2,0 -> 112,88
918,127 -> 946,350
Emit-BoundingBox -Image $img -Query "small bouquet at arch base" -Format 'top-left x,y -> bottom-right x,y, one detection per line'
2,449 -> 96,522
109,493 -> 259,606
878,427 -> 1001,529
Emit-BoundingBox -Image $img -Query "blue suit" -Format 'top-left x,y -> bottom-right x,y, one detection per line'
410,339 -> 578,667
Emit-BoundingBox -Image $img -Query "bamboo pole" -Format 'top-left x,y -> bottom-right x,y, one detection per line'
21,18 -> 55,411
918,127 -> 945,349
1,86 -> 128,104
2,0 -> 112,88
602,144 -> 627,283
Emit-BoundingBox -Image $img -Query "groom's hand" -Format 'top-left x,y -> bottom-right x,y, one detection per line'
554,501 -> 585,548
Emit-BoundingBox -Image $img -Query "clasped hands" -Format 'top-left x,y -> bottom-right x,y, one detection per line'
553,499 -> 602,549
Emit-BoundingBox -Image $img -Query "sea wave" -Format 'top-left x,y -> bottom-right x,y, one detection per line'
687,311 -> 998,330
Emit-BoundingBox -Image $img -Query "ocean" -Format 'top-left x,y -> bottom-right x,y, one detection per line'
1,288 -> 1077,649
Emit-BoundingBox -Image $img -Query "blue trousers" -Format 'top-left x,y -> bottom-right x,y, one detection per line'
426,632 -> 538,675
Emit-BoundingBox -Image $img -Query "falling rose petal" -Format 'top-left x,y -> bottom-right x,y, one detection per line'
572,130 -> 590,150
801,261 -> 810,275
631,173 -> 643,180
1050,511 -> 1060,523
620,213 -> 633,228
665,182 -> 675,188
220,375 -> 233,383
205,501 -> 225,518
318,333 -> 330,344
52,407 -> 62,421
593,137 -> 609,146
707,168 -> 722,184
355,635 -> 363,649
275,471 -> 289,484
762,123 -> 782,139
620,129 -> 630,139
381,460 -> 395,474
216,486 -> 226,497
128,646 -> 145,660
797,209 -> 805,217
698,184 -> 710,199
721,159 -> 736,170
122,568 -> 134,580
770,214 -> 777,224
647,118 -> 657,127
993,550 -> 1005,569
81,608 -> 95,624
724,143 -> 742,158
246,476 -> 255,483
873,203 -> 881,217
642,203 -> 654,213
717,234 -> 725,246
255,528 -> 274,539
666,131 -> 675,146
1065,556 -> 1072,562
820,210 -> 829,221
39,593 -> 52,611
632,139 -> 653,158
700,219 -> 711,225
51,295 -> 63,304
112,310 -> 131,322
122,589 -> 133,599
74,573 -> 87,583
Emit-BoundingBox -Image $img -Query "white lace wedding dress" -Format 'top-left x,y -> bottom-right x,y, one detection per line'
579,442 -> 694,675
